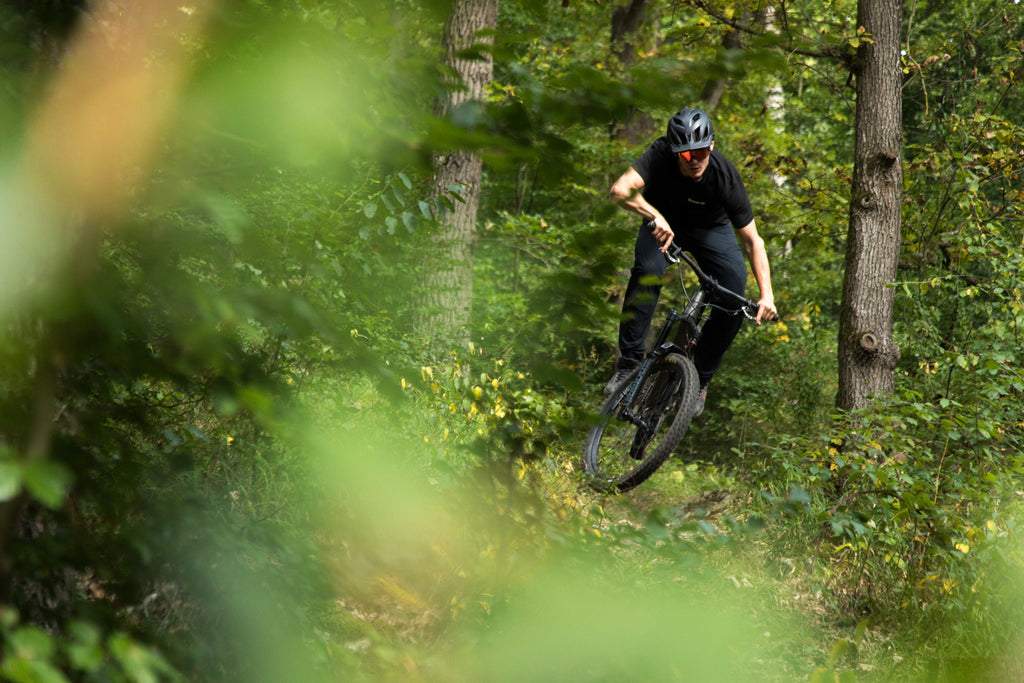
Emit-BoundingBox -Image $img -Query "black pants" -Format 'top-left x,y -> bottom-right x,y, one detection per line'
617,222 -> 747,386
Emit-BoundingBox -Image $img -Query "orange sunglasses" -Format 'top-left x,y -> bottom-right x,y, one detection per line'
677,147 -> 711,162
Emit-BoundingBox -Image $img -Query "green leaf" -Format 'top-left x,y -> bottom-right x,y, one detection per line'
109,632 -> 179,683
788,487 -> 811,505
401,211 -> 417,233
67,621 -> 104,672
826,638 -> 850,667
854,618 -> 869,645
390,182 -> 405,205
2,659 -> 69,683
22,461 -> 73,510
9,625 -> 56,660
0,458 -> 22,502
362,202 -> 378,218
445,184 -> 467,202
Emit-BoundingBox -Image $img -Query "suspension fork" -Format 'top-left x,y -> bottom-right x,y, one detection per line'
670,287 -> 709,357
616,312 -> 692,426
615,285 -> 710,422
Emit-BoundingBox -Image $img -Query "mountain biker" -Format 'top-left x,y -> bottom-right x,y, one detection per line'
604,107 -> 777,416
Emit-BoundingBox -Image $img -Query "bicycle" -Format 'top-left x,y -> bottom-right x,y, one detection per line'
582,230 -> 773,493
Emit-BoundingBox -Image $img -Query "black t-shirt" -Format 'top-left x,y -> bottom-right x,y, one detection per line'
633,136 -> 754,232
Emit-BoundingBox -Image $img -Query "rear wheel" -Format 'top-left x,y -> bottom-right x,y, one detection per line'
582,353 -> 699,492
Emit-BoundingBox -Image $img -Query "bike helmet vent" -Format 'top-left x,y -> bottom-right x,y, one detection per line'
666,107 -> 715,153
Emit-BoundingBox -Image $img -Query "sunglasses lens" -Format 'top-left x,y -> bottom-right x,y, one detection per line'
677,148 -> 710,162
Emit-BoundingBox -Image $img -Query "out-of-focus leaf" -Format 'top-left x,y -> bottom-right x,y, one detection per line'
22,460 -> 72,510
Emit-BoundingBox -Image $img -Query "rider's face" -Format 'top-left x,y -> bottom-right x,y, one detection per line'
676,142 -> 714,180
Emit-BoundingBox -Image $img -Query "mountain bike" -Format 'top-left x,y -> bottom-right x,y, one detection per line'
582,236 -> 771,493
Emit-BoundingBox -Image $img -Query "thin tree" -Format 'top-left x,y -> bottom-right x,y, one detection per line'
416,0 -> 499,351
837,0 -> 904,410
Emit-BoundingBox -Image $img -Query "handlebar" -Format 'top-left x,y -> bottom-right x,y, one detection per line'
649,221 -> 777,322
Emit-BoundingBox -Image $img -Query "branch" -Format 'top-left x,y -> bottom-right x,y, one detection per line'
689,0 -> 763,37
689,0 -> 852,65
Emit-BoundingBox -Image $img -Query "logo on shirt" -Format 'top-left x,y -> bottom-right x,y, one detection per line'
687,198 -> 706,206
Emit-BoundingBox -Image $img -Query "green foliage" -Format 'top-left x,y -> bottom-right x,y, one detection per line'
3,0 -> 1024,681
0,607 -> 182,683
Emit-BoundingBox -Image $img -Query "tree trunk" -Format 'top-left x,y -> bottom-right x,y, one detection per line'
416,0 -> 499,350
700,26 -> 742,111
609,0 -> 655,145
836,0 -> 903,410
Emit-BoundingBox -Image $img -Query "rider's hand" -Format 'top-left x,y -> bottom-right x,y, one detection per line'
649,216 -> 675,252
755,297 -> 778,324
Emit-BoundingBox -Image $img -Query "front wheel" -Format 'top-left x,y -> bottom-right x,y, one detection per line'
582,353 -> 700,492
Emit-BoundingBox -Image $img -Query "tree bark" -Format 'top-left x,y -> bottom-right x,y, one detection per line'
416,0 -> 499,351
700,26 -> 743,111
609,0 -> 654,144
836,0 -> 903,410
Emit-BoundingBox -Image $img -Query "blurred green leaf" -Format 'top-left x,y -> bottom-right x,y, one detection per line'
22,461 -> 72,510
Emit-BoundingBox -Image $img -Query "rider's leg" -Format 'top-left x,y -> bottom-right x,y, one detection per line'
686,224 -> 748,386
616,225 -> 668,368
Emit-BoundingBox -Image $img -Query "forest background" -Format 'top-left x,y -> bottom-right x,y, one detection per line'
1,0 -> 1024,681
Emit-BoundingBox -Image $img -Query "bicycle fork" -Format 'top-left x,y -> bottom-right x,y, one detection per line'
616,289 -> 709,428
617,313 -> 694,428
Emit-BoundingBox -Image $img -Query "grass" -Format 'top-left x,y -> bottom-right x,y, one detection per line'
227,366 -> 1024,682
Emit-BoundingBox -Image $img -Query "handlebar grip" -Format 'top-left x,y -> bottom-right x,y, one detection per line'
745,301 -> 780,322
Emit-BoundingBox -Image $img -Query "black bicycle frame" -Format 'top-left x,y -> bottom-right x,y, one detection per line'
614,237 -> 759,427
615,284 -> 711,427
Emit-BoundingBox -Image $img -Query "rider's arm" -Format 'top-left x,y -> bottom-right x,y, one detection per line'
609,168 -> 674,251
735,219 -> 778,324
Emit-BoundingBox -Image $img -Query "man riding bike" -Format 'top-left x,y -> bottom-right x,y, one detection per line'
605,107 -> 778,416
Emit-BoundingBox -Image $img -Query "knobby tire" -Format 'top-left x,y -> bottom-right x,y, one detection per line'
583,353 -> 700,492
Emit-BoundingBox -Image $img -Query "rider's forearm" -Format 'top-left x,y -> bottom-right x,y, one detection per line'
621,194 -> 662,223
610,184 -> 661,223
744,233 -> 774,302
610,170 -> 673,250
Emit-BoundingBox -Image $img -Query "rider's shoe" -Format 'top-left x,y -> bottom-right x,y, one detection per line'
693,383 -> 708,418
603,363 -> 637,396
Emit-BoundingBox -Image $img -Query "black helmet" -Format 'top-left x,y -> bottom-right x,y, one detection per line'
666,107 -> 715,153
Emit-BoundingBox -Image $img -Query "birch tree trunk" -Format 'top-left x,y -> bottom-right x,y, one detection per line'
837,0 -> 903,410
416,0 -> 499,350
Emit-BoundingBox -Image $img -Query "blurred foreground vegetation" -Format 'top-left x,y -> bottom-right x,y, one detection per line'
2,1 -> 1024,681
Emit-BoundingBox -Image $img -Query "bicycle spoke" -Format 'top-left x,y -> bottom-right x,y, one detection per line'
583,354 -> 699,492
